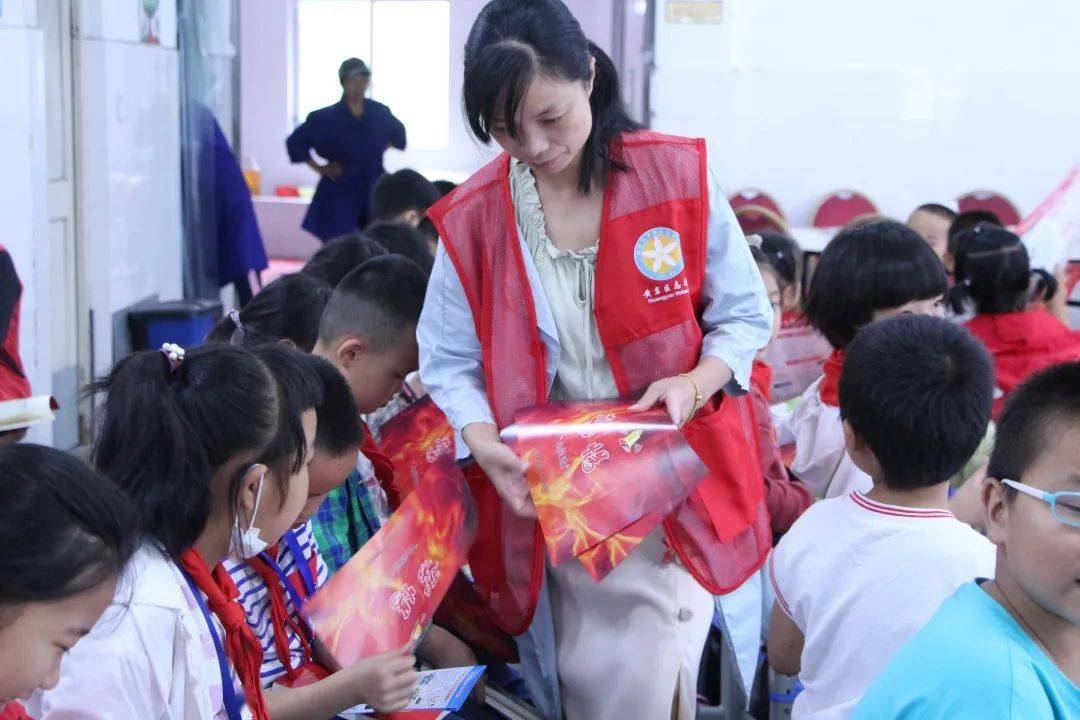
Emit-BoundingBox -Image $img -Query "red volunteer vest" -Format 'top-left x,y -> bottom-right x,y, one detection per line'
0,245 -> 31,402
428,131 -> 770,635
965,310 -> 1080,416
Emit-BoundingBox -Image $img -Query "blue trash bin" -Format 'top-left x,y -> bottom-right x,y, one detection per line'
127,299 -> 223,352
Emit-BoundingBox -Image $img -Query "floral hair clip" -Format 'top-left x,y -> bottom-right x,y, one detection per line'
160,342 -> 186,373
746,233 -> 763,249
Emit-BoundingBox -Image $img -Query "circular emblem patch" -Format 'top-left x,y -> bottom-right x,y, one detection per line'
634,227 -> 684,281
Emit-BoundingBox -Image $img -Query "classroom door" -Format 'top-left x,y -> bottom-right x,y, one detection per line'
41,0 -> 90,448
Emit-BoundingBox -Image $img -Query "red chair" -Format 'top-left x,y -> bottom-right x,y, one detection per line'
957,191 -> 1022,226
735,204 -> 788,235
812,190 -> 878,228
729,188 -> 784,219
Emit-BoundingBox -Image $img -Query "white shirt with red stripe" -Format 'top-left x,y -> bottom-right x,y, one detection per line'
769,491 -> 996,720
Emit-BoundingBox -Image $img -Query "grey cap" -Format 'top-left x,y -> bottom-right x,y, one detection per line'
338,58 -> 372,83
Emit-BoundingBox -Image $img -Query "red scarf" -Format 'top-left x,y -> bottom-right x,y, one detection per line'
177,548 -> 270,720
361,421 -> 400,510
244,547 -> 315,683
818,349 -> 845,407
0,703 -> 31,720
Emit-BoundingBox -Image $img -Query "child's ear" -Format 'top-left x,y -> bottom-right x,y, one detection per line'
277,338 -> 297,350
843,419 -> 878,477
236,463 -> 267,526
781,285 -> 797,312
337,337 -> 367,369
401,208 -> 422,227
983,476 -> 1009,546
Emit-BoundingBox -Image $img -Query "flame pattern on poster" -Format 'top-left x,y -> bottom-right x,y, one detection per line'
305,470 -> 477,667
502,401 -> 709,580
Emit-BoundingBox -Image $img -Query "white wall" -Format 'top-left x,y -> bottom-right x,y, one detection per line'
0,0 -> 183,445
78,0 -> 183,364
0,1 -> 50,443
650,0 -> 1080,225
239,0 -> 614,194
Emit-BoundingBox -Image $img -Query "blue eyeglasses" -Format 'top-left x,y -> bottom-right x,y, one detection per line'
1002,480 -> 1080,528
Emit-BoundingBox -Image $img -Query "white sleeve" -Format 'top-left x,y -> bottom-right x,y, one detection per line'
32,605 -> 177,719
767,533 -> 805,632
417,244 -> 496,437
699,170 -> 774,394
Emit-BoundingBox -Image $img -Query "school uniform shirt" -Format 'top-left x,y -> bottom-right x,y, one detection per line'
29,542 -> 253,720
225,522 -> 328,687
312,448 -> 389,576
285,99 -> 407,240
779,376 -> 872,499
769,492 -> 996,720
852,581 -> 1080,720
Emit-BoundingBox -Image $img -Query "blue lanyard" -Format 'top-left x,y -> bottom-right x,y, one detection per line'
282,530 -> 318,598
255,533 -> 314,644
177,566 -> 244,720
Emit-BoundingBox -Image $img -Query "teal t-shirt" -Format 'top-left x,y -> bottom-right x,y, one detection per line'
853,581 -> 1079,719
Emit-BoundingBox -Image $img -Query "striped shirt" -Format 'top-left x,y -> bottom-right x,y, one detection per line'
225,521 -> 329,687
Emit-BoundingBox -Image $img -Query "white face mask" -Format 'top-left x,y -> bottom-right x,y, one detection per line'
230,472 -> 268,559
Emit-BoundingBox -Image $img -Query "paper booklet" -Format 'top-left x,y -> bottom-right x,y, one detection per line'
500,401 -> 709,581
0,396 -> 58,433
305,469 -> 478,668
340,666 -> 485,718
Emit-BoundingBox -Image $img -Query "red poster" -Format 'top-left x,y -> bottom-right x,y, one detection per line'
378,397 -> 461,500
305,472 -> 478,667
501,401 -> 709,580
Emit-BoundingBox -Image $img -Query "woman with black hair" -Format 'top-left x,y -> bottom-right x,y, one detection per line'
952,223 -> 1080,416
417,2 -> 772,717
0,445 -> 138,719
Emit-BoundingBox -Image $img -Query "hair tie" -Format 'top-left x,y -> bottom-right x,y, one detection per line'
227,309 -> 247,343
160,342 -> 186,374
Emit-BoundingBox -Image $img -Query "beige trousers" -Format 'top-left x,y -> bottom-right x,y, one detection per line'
547,530 -> 714,720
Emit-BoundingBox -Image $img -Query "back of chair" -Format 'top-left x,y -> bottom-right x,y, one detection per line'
735,204 -> 788,236
957,191 -> 1022,226
729,188 -> 784,219
811,190 -> 878,228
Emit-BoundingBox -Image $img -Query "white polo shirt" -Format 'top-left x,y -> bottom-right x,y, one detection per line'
769,491 -> 997,720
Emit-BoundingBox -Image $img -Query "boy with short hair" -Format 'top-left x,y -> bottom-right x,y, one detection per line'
229,355 -> 363,687
768,315 -> 998,719
906,203 -> 956,266
368,168 -> 440,228
310,254 -> 428,571
854,361 -> 1080,719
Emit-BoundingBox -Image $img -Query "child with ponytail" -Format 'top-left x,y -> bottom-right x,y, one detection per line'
951,223 -> 1080,416
32,344 -> 415,718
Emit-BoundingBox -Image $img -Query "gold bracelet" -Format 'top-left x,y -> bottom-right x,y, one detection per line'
679,373 -> 704,423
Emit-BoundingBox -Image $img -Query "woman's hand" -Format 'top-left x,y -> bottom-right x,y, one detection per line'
463,423 -> 535,518
629,357 -> 735,426
343,646 -> 418,713
629,375 -> 699,426
319,161 -> 344,180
